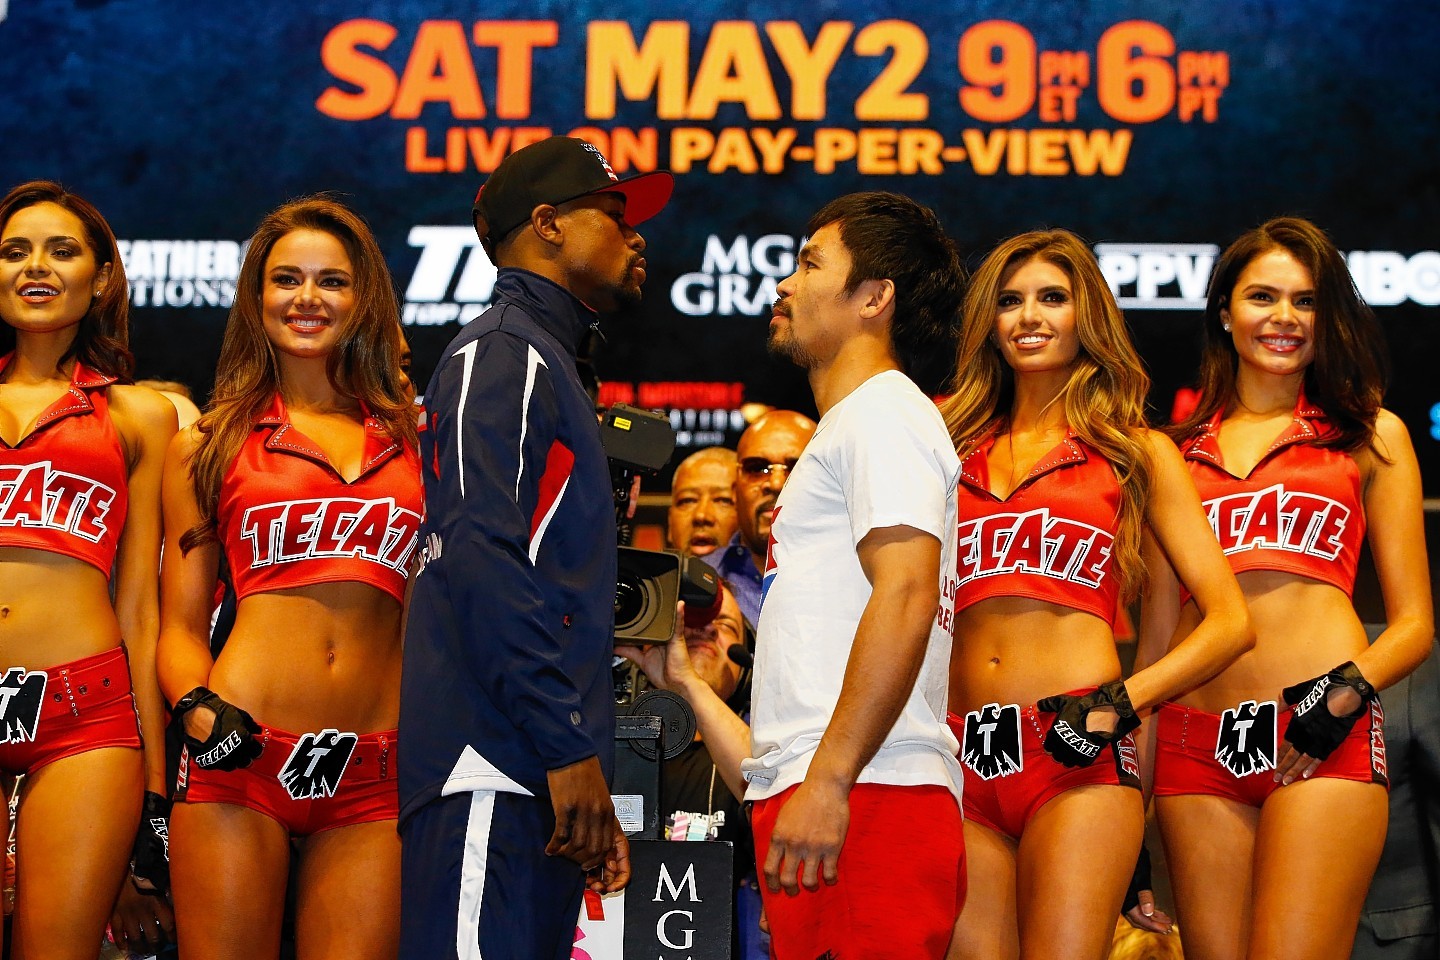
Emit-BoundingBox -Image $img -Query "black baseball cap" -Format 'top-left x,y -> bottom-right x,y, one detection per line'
472,136 -> 674,244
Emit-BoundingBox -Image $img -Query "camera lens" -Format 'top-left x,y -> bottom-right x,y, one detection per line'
613,546 -> 681,643
614,573 -> 650,632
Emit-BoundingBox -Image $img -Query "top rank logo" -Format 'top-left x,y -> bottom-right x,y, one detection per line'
240,497 -> 421,573
1204,484 -> 1348,560
956,508 -> 1113,587
402,226 -> 497,326
0,461 -> 117,543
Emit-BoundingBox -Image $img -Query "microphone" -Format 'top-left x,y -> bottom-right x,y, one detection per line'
727,645 -> 754,669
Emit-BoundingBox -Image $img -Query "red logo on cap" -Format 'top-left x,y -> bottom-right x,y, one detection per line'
581,142 -> 619,182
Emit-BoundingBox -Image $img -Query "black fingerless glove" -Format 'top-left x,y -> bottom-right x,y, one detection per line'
131,790 -> 171,895
1037,680 -> 1141,769
1121,844 -> 1153,916
173,686 -> 263,771
1281,661 -> 1375,761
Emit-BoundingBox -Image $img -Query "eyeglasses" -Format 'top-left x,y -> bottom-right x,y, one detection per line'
739,457 -> 799,479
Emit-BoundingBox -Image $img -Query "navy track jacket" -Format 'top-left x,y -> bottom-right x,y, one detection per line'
399,269 -> 617,822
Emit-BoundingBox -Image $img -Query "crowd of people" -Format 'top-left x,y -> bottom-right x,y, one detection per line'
0,134 -> 1431,960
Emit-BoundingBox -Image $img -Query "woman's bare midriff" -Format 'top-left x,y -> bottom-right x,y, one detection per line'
1172,569 -> 1368,713
0,548 -> 124,666
208,580 -> 404,734
950,595 -> 1123,711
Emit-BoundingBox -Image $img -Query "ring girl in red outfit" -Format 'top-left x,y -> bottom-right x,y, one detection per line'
938,230 -> 1251,960
1140,218 -> 1432,960
158,198 -> 420,959
0,181 -> 177,958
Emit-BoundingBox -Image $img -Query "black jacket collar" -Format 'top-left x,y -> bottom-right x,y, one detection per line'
491,268 -> 597,359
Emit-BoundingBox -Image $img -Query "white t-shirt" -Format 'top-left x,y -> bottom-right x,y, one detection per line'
741,370 -> 963,802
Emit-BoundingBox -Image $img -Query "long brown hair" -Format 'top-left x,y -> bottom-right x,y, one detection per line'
1169,216 -> 1386,452
181,196 -> 415,551
939,230 -> 1153,603
0,180 -> 133,380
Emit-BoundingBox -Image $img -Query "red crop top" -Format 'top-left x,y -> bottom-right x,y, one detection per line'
217,395 -> 423,603
1182,391 -> 1363,598
953,424 -> 1123,626
0,356 -> 128,576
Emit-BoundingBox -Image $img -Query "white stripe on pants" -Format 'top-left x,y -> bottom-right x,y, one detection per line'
457,789 -> 499,960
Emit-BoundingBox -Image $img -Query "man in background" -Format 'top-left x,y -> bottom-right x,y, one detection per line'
704,410 -> 815,626
667,446 -> 738,558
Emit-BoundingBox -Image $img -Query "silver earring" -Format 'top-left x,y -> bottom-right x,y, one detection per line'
1222,323 -> 1231,331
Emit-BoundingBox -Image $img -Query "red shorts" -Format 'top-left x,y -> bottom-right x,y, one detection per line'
948,695 -> 1141,842
0,646 -> 142,776
751,782 -> 964,960
177,723 -> 398,836
1152,699 -> 1387,807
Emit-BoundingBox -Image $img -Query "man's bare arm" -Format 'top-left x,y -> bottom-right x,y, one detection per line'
762,524 -> 941,894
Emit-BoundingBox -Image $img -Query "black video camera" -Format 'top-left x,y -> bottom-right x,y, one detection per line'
600,403 -> 673,526
600,404 -> 719,643
615,548 -> 720,644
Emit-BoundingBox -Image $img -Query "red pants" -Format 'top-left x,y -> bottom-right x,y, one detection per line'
949,697 -> 1141,842
177,723 -> 398,836
751,782 -> 964,960
0,646 -> 141,776
1152,699 -> 1387,807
